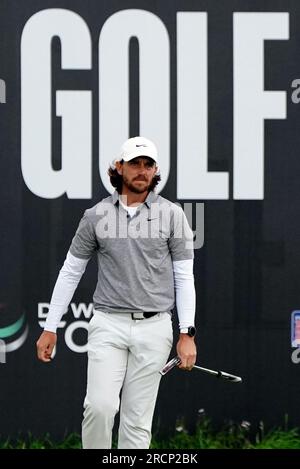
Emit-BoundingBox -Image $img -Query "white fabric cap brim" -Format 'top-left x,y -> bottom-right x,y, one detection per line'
122,149 -> 158,163
110,157 -> 160,175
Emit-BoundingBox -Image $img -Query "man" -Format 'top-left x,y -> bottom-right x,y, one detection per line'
36,136 -> 197,449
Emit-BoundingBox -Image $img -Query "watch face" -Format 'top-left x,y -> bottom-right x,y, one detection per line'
188,326 -> 196,337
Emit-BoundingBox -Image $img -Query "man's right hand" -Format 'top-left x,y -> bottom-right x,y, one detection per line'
36,331 -> 57,362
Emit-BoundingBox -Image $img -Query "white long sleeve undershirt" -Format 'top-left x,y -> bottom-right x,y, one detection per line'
173,259 -> 196,330
43,251 -> 89,333
44,252 -> 196,333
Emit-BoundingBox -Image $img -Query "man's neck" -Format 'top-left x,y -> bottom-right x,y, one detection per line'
120,189 -> 148,207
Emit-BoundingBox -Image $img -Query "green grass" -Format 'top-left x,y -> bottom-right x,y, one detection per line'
1,416 -> 300,449
151,417 -> 300,449
0,433 -> 82,449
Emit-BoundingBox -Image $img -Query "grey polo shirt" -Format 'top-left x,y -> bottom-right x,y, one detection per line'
69,190 -> 194,314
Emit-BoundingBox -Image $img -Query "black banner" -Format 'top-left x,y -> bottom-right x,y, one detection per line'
0,0 -> 299,442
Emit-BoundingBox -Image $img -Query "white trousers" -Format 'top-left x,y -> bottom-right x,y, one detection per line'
82,310 -> 173,449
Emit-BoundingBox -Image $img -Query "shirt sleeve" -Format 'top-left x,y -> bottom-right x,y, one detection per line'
173,259 -> 196,330
44,251 -> 89,333
69,210 -> 98,260
168,206 -> 194,261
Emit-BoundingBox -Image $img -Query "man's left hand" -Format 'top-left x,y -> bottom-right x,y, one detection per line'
176,334 -> 197,371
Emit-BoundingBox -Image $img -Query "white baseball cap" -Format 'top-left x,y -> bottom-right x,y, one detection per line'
111,136 -> 158,169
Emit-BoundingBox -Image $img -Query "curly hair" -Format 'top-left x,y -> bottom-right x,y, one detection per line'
107,165 -> 161,194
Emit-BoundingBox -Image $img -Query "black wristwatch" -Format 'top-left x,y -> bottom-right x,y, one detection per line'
180,326 -> 196,337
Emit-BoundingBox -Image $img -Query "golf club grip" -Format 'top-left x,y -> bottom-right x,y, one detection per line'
159,356 -> 181,375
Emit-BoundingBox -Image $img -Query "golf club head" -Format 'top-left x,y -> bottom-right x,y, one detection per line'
218,371 -> 242,383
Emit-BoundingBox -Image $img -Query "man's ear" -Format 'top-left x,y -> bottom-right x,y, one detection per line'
115,161 -> 123,175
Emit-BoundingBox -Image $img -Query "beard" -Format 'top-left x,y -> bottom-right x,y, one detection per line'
122,175 -> 151,193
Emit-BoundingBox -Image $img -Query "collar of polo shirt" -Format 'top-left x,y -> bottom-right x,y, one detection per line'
112,190 -> 157,208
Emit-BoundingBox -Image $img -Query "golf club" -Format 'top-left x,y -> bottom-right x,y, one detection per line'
160,356 -> 242,383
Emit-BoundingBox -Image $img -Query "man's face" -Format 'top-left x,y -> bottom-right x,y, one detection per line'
116,156 -> 157,194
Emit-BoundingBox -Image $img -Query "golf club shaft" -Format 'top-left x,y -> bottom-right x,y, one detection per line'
192,365 -> 242,382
